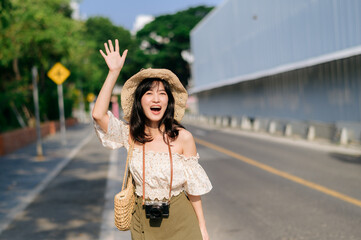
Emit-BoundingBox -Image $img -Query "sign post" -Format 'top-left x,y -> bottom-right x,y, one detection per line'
32,66 -> 44,160
47,62 -> 70,146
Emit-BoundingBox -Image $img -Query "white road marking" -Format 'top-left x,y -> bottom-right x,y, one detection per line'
0,132 -> 94,235
98,148 -> 130,240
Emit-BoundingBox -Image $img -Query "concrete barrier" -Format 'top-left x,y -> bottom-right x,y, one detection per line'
308,122 -> 337,141
256,118 -> 270,132
183,113 -> 360,146
253,119 -> 260,131
215,116 -> 222,126
284,124 -> 292,136
199,115 -> 207,125
336,122 -> 361,144
241,117 -> 252,130
340,128 -> 348,145
268,121 -> 277,134
307,126 -> 316,141
230,117 -> 240,128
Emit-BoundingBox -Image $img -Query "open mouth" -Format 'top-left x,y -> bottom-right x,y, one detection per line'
150,106 -> 161,113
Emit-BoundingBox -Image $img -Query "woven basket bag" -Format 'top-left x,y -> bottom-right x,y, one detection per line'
114,141 -> 135,231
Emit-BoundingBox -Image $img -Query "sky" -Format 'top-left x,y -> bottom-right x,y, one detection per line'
78,0 -> 225,31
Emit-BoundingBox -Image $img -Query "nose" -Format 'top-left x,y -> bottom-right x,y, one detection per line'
152,93 -> 160,102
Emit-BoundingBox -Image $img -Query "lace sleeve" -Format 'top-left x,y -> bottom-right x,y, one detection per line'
182,154 -> 212,196
93,111 -> 129,150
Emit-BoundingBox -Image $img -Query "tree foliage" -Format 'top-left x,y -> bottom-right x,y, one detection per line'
0,2 -> 213,132
0,0 -> 81,131
0,1 -> 134,132
135,6 -> 213,87
65,16 -> 134,103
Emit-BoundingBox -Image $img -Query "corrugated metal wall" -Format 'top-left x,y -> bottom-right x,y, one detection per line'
191,0 -> 361,91
196,55 -> 361,122
190,0 -> 361,124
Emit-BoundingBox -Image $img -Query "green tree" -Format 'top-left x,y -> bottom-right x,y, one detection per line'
135,5 -> 213,87
0,3 -> 211,132
0,0 -> 80,131
83,16 -> 135,90
66,16 -> 136,112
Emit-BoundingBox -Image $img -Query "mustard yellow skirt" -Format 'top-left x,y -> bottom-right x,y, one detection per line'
130,192 -> 202,240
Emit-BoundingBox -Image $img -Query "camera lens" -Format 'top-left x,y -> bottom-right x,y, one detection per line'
150,206 -> 162,219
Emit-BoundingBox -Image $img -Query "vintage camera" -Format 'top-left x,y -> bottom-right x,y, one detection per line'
145,200 -> 169,219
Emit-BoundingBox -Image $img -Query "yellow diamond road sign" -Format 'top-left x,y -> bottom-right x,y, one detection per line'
47,62 -> 70,85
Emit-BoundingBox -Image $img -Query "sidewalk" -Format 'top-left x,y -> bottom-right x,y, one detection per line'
0,123 -> 94,234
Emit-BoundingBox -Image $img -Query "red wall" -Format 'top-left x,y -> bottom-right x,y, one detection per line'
0,118 -> 78,156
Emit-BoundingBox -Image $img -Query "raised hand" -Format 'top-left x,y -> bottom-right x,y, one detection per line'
100,39 -> 128,72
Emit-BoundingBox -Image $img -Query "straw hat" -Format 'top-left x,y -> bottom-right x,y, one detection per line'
121,68 -> 188,122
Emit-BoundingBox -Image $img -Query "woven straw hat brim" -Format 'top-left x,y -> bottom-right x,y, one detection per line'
121,68 -> 188,122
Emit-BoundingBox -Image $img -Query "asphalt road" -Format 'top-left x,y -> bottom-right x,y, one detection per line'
0,134 -> 110,240
1,123 -> 360,240
187,124 -> 361,240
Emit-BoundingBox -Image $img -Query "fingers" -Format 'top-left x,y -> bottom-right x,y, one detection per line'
101,40 -> 124,57
108,39 -> 114,52
104,42 -> 110,54
99,49 -> 106,58
115,39 -> 119,52
121,49 -> 128,60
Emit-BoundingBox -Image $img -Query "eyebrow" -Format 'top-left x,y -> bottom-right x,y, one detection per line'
149,87 -> 166,92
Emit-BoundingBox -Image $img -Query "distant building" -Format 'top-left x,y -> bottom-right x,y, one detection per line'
190,0 -> 361,126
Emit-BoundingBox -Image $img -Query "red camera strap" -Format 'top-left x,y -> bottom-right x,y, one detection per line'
142,139 -> 173,205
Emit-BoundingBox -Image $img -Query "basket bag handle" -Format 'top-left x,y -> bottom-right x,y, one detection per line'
121,139 -> 135,191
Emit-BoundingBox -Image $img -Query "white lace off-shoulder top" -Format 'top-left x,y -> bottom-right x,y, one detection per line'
93,111 -> 212,200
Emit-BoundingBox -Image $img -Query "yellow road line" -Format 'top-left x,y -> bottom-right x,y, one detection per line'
195,137 -> 361,208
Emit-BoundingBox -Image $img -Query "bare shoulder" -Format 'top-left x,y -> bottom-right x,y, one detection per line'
177,128 -> 197,156
178,128 -> 194,143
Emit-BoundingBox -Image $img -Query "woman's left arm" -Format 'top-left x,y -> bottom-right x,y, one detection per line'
181,129 -> 210,240
188,194 -> 209,240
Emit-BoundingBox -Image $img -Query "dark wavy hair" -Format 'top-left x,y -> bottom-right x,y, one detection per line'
129,78 -> 184,144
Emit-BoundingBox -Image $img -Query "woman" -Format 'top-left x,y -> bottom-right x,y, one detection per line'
92,39 -> 212,240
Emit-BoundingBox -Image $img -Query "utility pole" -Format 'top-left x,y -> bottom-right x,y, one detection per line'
32,66 -> 44,160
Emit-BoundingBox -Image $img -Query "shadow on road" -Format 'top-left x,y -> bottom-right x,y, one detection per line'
0,137 -> 109,240
329,152 -> 361,165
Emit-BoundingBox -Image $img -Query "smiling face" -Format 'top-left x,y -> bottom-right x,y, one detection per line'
141,81 -> 169,125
